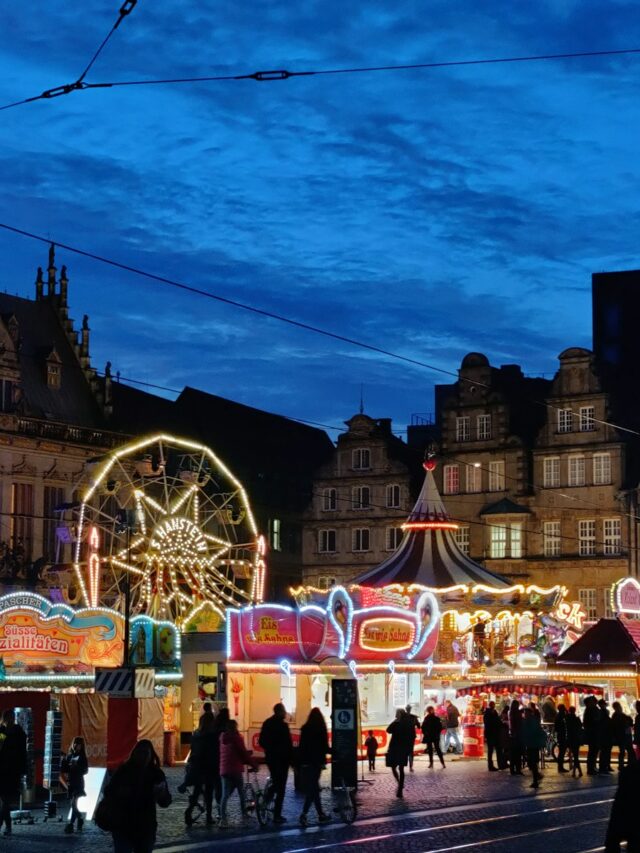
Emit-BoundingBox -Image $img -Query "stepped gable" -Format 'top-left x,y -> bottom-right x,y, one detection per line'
350,461 -> 510,589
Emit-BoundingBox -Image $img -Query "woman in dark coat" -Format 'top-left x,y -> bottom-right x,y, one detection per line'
60,736 -> 89,833
185,713 -> 220,826
508,700 -> 523,775
610,701 -> 635,770
104,739 -> 171,853
386,709 -> 414,798
566,706 -> 583,778
554,705 -> 569,772
298,708 -> 331,826
0,709 -> 27,837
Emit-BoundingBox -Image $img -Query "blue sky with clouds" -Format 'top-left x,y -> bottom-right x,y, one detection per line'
0,1 -> 638,435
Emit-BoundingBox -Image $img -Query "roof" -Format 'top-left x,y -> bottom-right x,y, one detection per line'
480,498 -> 531,516
0,293 -> 102,426
555,617 -> 640,666
350,464 -> 510,588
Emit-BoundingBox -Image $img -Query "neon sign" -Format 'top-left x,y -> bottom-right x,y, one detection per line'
612,577 -> 640,616
554,601 -> 586,631
359,618 -> 415,652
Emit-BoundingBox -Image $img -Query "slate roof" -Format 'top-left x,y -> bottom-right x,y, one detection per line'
555,617 -> 640,666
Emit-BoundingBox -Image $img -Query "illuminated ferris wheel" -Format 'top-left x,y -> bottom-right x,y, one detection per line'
73,434 -> 266,625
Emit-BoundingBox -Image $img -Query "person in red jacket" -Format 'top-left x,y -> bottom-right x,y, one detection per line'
218,720 -> 257,827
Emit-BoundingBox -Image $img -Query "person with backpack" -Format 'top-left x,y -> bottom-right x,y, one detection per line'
60,736 -> 89,834
443,701 -> 462,754
100,739 -> 171,853
421,706 -> 445,768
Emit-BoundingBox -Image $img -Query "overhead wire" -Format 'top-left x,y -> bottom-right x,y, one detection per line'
1,44 -> 639,113
2,222 -> 640,443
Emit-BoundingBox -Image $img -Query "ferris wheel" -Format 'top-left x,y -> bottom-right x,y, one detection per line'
72,434 -> 266,625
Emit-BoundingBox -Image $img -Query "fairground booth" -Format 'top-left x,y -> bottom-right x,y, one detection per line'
227,462 -> 586,755
0,433 -> 265,789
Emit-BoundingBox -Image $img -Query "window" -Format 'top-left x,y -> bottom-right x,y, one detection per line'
568,455 -> 585,487
386,484 -> 401,508
604,518 -> 622,555
488,460 -> 505,492
318,576 -> 337,590
11,482 -> 34,559
386,526 -> 403,551
558,409 -> 573,433
593,453 -> 611,485
47,362 -> 61,389
443,464 -> 459,495
580,406 -> 595,432
603,589 -> 613,618
318,529 -> 336,553
477,414 -> 492,440
578,520 -> 596,556
351,486 -> 371,510
352,448 -> 371,470
579,588 -> 598,621
454,525 -> 470,555
543,457 -> 560,488
322,488 -> 337,511
0,379 -> 15,413
352,528 -> 370,552
269,518 -> 281,551
43,485 -> 65,561
456,416 -> 470,442
466,464 -> 481,493
543,521 -> 561,557
510,523 -> 523,558
489,525 -> 507,558
280,672 -> 296,716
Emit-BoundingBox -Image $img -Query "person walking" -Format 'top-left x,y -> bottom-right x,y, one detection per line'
405,705 -> 420,771
605,758 -> 640,851
185,713 -> 219,826
508,700 -> 524,775
610,701 -> 635,771
521,707 -> 545,789
298,708 -> 331,826
566,706 -> 583,778
554,704 -> 569,772
598,699 -> 613,773
583,696 -> 601,775
258,703 -> 293,825
633,700 -> 640,761
483,701 -> 502,771
60,736 -> 89,834
365,731 -> 378,771
103,739 -> 172,853
0,709 -> 27,837
218,720 -> 257,828
443,700 -> 462,754
386,709 -> 414,798
421,706 -> 445,768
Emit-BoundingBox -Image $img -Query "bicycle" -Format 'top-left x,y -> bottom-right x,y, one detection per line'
244,768 -> 275,827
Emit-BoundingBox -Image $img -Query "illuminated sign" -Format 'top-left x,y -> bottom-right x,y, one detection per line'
359,618 -> 415,652
554,601 -> 587,631
612,577 -> 640,615
149,516 -> 208,556
88,525 -> 100,607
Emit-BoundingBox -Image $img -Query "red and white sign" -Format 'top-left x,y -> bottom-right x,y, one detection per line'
613,577 -> 640,615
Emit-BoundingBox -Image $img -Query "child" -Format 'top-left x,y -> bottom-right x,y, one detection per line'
365,730 -> 378,771
60,736 -> 88,834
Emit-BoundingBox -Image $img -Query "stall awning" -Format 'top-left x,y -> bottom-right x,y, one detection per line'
554,617 -> 640,667
456,679 -> 604,697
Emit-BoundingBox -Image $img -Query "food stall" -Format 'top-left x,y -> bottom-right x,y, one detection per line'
227,462 -> 579,755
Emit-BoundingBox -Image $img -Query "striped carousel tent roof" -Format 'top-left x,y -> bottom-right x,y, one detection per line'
350,462 -> 510,589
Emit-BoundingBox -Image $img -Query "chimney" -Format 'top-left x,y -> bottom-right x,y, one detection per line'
35,266 -> 43,300
59,265 -> 68,310
47,243 -> 57,296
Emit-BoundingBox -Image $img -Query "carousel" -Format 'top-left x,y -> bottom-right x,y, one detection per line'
226,460 -> 583,752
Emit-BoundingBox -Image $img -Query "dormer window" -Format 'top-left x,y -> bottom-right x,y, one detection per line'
45,348 -> 62,389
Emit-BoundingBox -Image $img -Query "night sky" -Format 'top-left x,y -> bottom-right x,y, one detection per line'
1,2 -> 638,436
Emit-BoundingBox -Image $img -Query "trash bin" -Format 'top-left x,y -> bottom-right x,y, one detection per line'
163,730 -> 176,767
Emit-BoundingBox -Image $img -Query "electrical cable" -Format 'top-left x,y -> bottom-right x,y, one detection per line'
2,223 -> 640,443
1,44 -> 639,113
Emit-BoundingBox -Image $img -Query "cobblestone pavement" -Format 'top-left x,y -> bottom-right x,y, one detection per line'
0,753 -> 619,852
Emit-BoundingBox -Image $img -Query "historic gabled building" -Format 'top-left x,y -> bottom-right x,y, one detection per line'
0,248 -> 333,598
434,348 -> 632,619
300,413 -> 421,587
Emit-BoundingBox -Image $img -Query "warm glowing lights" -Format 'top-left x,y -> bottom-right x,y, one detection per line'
88,525 -> 101,607
401,521 -> 459,531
